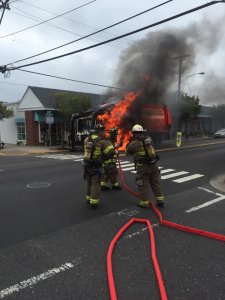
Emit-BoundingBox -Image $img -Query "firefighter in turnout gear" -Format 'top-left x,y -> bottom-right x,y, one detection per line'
126,124 -> 164,208
83,124 -> 116,207
101,127 -> 122,190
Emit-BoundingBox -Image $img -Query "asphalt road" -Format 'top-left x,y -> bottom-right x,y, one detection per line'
0,143 -> 224,300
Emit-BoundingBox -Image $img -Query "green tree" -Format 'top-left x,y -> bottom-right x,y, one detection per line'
54,93 -> 92,147
179,93 -> 201,139
0,101 -> 14,119
55,93 -> 91,119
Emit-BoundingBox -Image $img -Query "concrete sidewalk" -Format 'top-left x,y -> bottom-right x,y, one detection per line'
0,144 -> 69,156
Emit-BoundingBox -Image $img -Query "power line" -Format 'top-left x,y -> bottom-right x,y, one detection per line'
0,0 -> 96,38
7,0 -> 173,65
0,0 -> 10,25
9,8 -> 125,51
1,0 -> 223,74
17,69 -> 121,90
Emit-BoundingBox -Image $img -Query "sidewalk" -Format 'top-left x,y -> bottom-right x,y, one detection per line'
0,144 -> 69,156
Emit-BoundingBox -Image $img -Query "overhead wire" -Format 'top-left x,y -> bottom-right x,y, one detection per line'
17,69 -> 121,90
14,0 -> 133,40
9,7 -> 124,51
1,0 -> 223,73
0,0 -> 97,38
6,0 -> 174,65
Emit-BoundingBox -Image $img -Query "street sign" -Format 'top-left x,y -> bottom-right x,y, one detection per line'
45,111 -> 54,124
46,116 -> 54,124
46,111 -> 53,117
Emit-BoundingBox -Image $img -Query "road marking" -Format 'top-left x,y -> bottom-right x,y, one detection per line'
198,187 -> 215,194
0,170 -> 4,172
117,163 -> 134,167
173,174 -> 204,183
0,262 -> 75,299
186,187 -> 225,213
160,169 -> 175,174
110,208 -> 140,217
122,166 -> 135,171
117,161 -> 132,165
161,171 -> 189,179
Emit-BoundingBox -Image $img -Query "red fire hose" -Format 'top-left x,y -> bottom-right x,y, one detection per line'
107,154 -> 225,300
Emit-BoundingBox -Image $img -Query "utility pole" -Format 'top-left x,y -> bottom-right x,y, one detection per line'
172,54 -> 190,147
0,0 -> 10,25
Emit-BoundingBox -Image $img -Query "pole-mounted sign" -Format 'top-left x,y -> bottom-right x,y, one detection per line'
45,111 -> 54,124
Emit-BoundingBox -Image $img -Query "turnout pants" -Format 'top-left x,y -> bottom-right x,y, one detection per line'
102,163 -> 119,185
85,167 -> 102,200
135,163 -> 164,202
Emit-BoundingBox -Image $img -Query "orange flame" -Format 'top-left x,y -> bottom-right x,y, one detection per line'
97,91 -> 139,150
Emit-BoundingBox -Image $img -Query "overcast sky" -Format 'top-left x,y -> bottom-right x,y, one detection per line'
0,0 -> 225,105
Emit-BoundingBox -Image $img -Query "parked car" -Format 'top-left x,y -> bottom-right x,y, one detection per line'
213,128 -> 225,138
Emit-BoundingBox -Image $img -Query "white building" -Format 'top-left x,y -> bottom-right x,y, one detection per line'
0,101 -> 25,145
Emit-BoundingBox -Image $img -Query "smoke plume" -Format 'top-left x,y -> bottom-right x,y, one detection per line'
110,15 -> 224,117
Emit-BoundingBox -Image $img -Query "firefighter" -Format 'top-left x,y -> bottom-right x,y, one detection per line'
101,127 -> 122,190
83,124 -> 116,207
125,124 -> 164,208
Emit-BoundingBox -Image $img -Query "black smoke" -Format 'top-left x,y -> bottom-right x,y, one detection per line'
108,17 -> 224,129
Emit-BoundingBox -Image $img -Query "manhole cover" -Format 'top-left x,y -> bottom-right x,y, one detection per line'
26,182 -> 51,188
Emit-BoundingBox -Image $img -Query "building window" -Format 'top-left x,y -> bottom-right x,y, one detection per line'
17,123 -> 26,140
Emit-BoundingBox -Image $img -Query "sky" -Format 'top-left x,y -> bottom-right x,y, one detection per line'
0,0 -> 225,106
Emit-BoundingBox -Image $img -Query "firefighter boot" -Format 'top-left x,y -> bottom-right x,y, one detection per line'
101,182 -> 110,191
112,182 -> 122,190
86,195 -> 91,204
90,198 -> 99,207
156,196 -> 164,208
138,200 -> 150,208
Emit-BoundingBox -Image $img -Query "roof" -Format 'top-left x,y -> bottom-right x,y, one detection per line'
28,86 -> 107,109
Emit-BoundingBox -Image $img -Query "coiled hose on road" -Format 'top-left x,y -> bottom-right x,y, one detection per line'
107,154 -> 225,300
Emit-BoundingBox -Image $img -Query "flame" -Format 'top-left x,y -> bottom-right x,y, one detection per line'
97,91 -> 138,150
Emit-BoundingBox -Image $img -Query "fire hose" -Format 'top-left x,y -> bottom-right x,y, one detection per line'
107,154 -> 225,300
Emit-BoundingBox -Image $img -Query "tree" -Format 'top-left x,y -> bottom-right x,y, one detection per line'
54,93 -> 92,148
0,101 -> 14,119
179,93 -> 201,139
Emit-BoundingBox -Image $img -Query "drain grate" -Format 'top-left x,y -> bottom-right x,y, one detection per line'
26,182 -> 51,188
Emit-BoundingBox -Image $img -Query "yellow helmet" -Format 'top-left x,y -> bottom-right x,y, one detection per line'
132,124 -> 146,132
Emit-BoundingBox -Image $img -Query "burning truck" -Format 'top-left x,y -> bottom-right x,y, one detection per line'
69,91 -> 172,150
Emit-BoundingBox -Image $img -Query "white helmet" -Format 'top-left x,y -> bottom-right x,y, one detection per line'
132,124 -> 146,132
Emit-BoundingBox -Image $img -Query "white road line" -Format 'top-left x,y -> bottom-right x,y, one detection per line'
118,163 -> 134,167
160,169 -> 175,174
131,170 -> 136,173
0,262 -> 75,299
173,174 -> 204,183
122,167 -> 135,171
161,171 -> 189,179
117,161 -> 132,165
186,193 -> 225,213
198,187 -> 215,194
0,170 -> 4,172
73,159 -> 83,162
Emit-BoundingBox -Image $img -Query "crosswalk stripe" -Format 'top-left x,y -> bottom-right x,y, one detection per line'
117,163 -> 134,168
161,171 -> 189,179
117,161 -> 132,165
122,167 -> 135,171
173,174 -> 204,183
160,169 -> 175,174
73,159 -> 83,162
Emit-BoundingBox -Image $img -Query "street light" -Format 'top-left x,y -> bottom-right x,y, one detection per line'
181,72 -> 205,82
